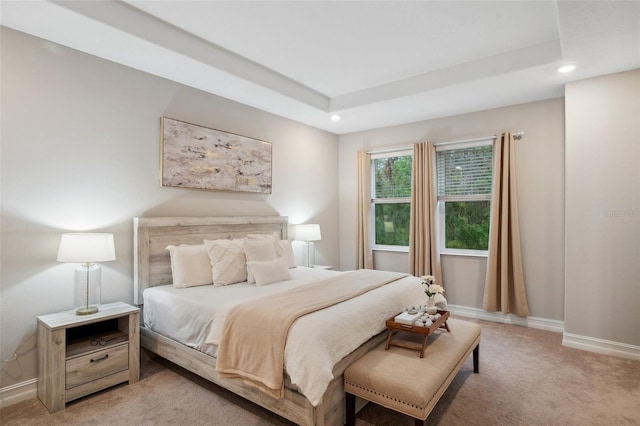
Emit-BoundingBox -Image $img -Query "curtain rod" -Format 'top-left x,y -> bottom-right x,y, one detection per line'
366,132 -> 524,155
433,132 -> 525,147
366,146 -> 413,155
433,135 -> 495,147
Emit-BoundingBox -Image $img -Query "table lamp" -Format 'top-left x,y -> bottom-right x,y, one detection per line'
295,224 -> 321,267
57,233 -> 116,315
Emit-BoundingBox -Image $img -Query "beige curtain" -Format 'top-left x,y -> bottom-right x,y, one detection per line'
356,150 -> 373,269
483,132 -> 530,316
409,142 -> 442,285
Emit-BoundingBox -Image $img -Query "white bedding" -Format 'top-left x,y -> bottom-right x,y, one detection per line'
143,267 -> 426,406
143,267 -> 341,356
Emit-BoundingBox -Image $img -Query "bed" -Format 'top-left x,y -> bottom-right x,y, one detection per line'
134,216 -> 425,425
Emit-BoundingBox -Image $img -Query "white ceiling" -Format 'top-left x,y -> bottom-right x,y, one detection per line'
2,1 -> 639,134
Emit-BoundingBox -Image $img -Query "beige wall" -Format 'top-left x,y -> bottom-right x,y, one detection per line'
565,70 -> 640,347
338,99 -> 566,321
0,28 -> 339,388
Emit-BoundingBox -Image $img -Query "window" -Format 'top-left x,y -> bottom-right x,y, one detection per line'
371,151 -> 412,249
436,142 -> 493,253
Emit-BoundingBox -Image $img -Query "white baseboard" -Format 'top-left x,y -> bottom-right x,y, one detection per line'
0,378 -> 37,409
562,332 -> 640,361
448,304 -> 565,333
449,304 -> 640,360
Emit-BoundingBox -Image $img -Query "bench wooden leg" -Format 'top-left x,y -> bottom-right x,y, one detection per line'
414,418 -> 426,426
346,392 -> 356,426
473,344 -> 479,373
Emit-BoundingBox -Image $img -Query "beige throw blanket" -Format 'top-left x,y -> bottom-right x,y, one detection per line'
215,269 -> 407,398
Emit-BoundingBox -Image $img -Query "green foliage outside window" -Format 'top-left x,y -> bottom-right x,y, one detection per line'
372,148 -> 492,251
374,203 -> 410,246
444,201 -> 491,250
373,155 -> 412,246
374,156 -> 412,198
438,144 -> 493,251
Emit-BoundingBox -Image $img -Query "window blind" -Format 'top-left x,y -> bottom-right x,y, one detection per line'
437,145 -> 493,196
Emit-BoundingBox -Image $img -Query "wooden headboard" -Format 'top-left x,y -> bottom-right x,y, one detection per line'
133,216 -> 288,305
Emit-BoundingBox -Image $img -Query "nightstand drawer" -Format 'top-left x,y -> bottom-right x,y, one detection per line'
66,343 -> 129,389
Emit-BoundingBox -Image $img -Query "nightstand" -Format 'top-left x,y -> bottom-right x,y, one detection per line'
37,301 -> 140,413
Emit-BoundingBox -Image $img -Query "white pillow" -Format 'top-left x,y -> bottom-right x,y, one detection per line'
244,239 -> 277,283
276,240 -> 296,268
166,244 -> 213,288
204,239 -> 247,286
245,232 -> 295,268
247,258 -> 292,286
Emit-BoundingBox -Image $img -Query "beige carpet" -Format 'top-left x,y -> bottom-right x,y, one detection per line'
2,318 -> 639,425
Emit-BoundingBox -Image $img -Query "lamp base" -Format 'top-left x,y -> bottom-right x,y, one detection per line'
303,241 -> 316,267
74,263 -> 102,316
75,305 -> 99,316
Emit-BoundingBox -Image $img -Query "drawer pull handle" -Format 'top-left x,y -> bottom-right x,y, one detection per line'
90,354 -> 109,363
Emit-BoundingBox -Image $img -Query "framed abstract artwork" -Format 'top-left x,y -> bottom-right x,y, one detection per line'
161,117 -> 272,194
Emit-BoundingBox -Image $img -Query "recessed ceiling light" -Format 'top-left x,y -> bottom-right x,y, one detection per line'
330,114 -> 341,122
558,64 -> 576,73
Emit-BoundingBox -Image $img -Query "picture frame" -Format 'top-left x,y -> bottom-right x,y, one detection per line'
160,117 -> 272,194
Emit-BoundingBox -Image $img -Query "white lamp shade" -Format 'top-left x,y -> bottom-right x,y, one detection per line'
57,233 -> 116,263
295,224 -> 322,241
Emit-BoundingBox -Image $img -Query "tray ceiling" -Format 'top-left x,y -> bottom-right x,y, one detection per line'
2,1 -> 639,134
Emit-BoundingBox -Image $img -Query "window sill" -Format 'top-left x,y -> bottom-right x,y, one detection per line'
440,250 -> 488,258
371,247 -> 487,258
372,246 -> 409,253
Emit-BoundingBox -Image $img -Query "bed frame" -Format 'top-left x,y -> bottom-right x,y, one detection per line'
133,216 -> 383,426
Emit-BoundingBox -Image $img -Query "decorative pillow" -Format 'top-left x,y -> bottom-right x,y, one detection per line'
276,240 -> 296,268
244,232 -> 295,268
166,244 -> 213,288
244,240 -> 277,283
247,258 -> 291,286
204,239 -> 247,286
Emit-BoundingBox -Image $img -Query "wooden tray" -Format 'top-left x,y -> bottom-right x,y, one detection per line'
384,310 -> 450,357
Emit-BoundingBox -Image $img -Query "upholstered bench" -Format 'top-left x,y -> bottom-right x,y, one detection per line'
344,318 -> 480,426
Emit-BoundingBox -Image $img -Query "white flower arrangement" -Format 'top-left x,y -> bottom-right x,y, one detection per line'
420,275 -> 445,298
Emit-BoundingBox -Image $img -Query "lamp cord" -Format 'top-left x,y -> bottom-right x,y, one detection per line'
1,331 -> 37,380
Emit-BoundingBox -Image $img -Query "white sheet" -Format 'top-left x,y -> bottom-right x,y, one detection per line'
143,267 -> 344,356
143,267 -> 427,406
